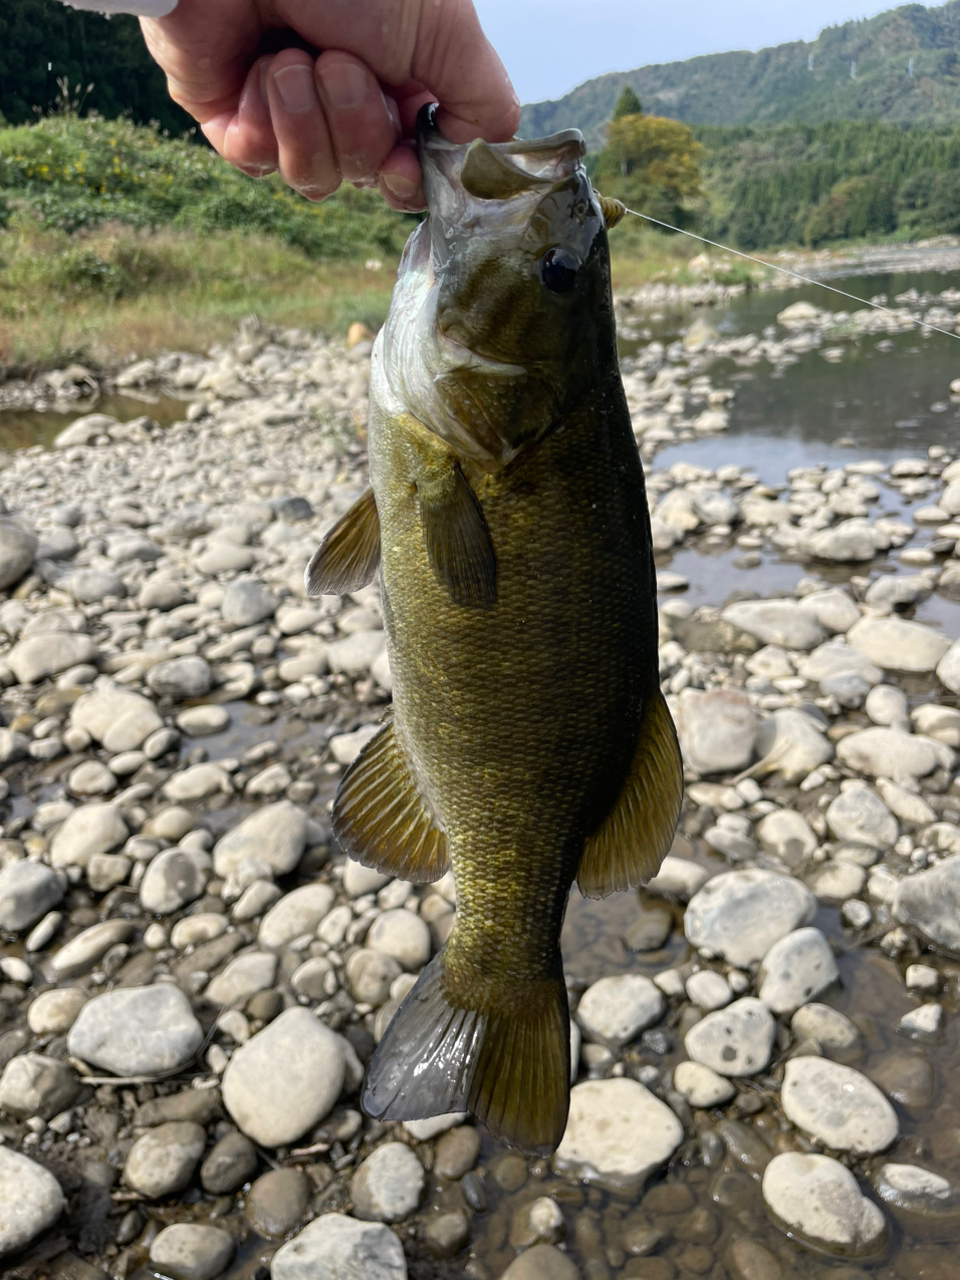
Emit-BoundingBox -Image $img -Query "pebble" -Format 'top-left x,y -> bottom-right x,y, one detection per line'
71,682 -> 162,752
646,855 -> 711,900
937,638 -> 960,693
213,800 -> 308,877
147,655 -> 213,698
673,688 -> 758,774
553,1078 -> 684,1193
177,704 -> 231,736
434,1125 -> 481,1179
752,707 -> 833,781
576,974 -> 664,1047
755,808 -> 817,866
0,1052 -> 78,1118
0,860 -> 64,931
258,883 -> 336,948
684,869 -> 816,966
762,1151 -> 886,1256
149,1224 -> 235,1280
271,1213 -> 407,1280
837,727 -> 950,783
7,632 -> 97,684
510,1196 -> 565,1248
673,1060 -> 736,1107
221,578 -> 277,626
873,1162 -> 960,1219
140,847 -> 210,914
67,983 -> 203,1076
49,801 -> 127,867
683,997 -> 776,1076
686,969 -> 732,1011
27,987 -> 87,1034
245,1168 -> 311,1236
200,1130 -> 258,1194
124,1120 -> 206,1196
722,599 -> 825,649
848,616 -> 951,673
0,518 -> 38,590
790,1003 -> 861,1056
499,1245 -> 580,1280
894,854 -> 960,952
49,918 -> 134,977
351,1142 -> 425,1222
624,907 -> 673,951
757,927 -> 839,1015
898,1003 -> 943,1042
365,908 -> 432,971
423,1209 -> 469,1259
222,1007 -> 344,1146
0,1147 -> 64,1256
205,950 -> 278,1004
781,1058 -> 899,1153
826,781 -> 898,848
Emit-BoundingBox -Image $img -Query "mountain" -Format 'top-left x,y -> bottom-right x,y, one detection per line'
519,1 -> 960,148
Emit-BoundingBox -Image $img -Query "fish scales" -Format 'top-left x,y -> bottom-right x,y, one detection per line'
306,105 -> 683,1154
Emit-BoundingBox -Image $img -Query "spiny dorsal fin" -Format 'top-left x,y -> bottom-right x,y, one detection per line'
334,714 -> 449,883
304,486 -> 380,596
418,464 -> 497,610
577,688 -> 683,899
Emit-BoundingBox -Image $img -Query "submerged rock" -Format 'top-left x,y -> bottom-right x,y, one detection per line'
762,1152 -> 886,1256
553,1078 -> 683,1193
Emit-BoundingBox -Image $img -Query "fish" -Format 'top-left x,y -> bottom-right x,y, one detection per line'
305,105 -> 683,1156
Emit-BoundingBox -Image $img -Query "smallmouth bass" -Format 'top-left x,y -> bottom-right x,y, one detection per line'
306,105 -> 683,1155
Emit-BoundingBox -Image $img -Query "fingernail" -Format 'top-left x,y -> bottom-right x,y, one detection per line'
381,171 -> 418,201
320,60 -> 368,111
274,64 -> 317,114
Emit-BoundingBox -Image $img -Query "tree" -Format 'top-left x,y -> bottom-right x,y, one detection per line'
595,110 -> 703,225
612,86 -> 643,120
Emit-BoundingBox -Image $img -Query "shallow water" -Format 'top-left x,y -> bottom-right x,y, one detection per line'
0,391 -> 190,453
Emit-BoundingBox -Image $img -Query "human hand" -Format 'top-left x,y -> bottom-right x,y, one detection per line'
139,0 -> 520,211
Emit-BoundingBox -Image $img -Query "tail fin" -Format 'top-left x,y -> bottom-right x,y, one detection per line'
361,950 -> 570,1156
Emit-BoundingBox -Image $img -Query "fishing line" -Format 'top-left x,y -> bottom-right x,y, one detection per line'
621,206 -> 960,344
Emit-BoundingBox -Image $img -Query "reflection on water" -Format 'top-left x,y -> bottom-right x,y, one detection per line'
0,390 -> 191,453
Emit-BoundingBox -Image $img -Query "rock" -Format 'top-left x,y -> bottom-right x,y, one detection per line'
205,951 -> 278,1004
0,1147 -> 64,1256
62,567 -> 126,603
54,412 -> 116,447
684,997 -> 776,1077
624,907 -> 673,951
645,855 -> 711,901
722,599 -> 824,650
258,884 -> 336,949
366,910 -> 432,971
781,1058 -> 898,1154
177,705 -> 230,736
201,1131 -> 258,1194
798,588 -> 860,634
424,1208 -> 469,1259
673,1060 -> 736,1108
757,927 -> 839,1015
246,1168 -> 311,1236
329,723 -> 380,765
197,542 -> 256,574
895,855 -> 960,953
756,809 -> 817,867
0,1053 -> 78,1118
826,783 -> 898,849
67,984 -> 203,1076
49,802 -> 127,868
865,684 -> 909,728
576,975 -> 664,1048
836,727 -> 951,783
27,988 -> 87,1035
434,1126 -> 481,1179
673,689 -> 757,775
898,1003 -> 943,1042
139,573 -> 186,611
847,617 -> 951,673
7,632 -> 97,684
68,758 -> 117,796
724,1240 -> 784,1280
509,1196 -> 565,1248
0,861 -> 63,931
351,1143 -> 425,1223
343,859 -> 391,897
271,1214 -> 407,1280
147,656 -> 213,699
686,969 -> 733,1011
762,1152 -> 886,1256
553,1078 -> 683,1193
222,1007 -> 343,1146
222,578 -> 278,626
499,1245 -> 580,1280
49,919 -> 133,978
346,949 -> 402,1006
0,519 -> 37,590
124,1121 -> 206,1196
327,630 -> 386,677
163,763 -> 233,801
752,708 -> 833,782
213,800 -> 308,877
684,869 -> 816,967
790,1004 -> 860,1057
140,847 -> 209,915
873,1163 -> 960,1220
149,1224 -> 235,1280
937,640 -> 960,694
797,641 -> 882,686
802,519 -> 878,563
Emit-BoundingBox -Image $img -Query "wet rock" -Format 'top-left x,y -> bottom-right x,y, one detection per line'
213,800 -> 308,877
722,599 -> 824,650
366,909 -> 431,971
499,1245 -> 580,1280
246,1168 -> 311,1236
0,519 -> 37,590
423,1209 -> 469,1259
351,1143 -> 425,1223
0,1147 -> 63,1256
124,1120 -> 206,1196
576,974 -> 664,1048
0,1052 -> 78,1118
826,782 -> 898,849
149,1224 -> 235,1280
673,688 -> 757,775
27,987 -> 87,1035
624,908 -> 673,951
140,847 -> 209,915
894,855 -> 960,952
848,617 -> 951,673
673,1060 -> 736,1108
803,520 -> 879,563
177,704 -> 230,736
222,1007 -> 344,1146
898,1003 -> 943,1042
49,802 -> 127,868
0,860 -> 63,931
147,656 -> 213,699
258,883 -> 336,949
200,1130 -> 258,1194
753,707 -> 833,782
724,1239 -> 784,1280
684,869 -> 816,967
781,1058 -> 898,1154
553,1078 -> 683,1193
205,950 -> 278,1004
762,1152 -> 886,1256
509,1196 -> 565,1248
136,1089 -> 222,1127
271,1213 -> 407,1280
221,578 -> 277,626
7,632 -> 97,684
873,1163 -> 960,1220
837,727 -> 951,783
67,984 -> 203,1076
790,1003 -> 861,1057
71,682 -> 162,752
434,1125 -> 481,1179
49,919 -> 134,978
758,927 -> 839,1015
684,997 -> 776,1077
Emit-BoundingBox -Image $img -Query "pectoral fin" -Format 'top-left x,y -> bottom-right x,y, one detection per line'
577,689 -> 684,899
304,486 -> 380,596
418,462 -> 497,610
334,714 -> 449,883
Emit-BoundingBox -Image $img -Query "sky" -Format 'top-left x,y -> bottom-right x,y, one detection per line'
474,0 -> 942,103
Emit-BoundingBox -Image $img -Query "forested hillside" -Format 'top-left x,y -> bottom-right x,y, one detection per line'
521,1 -> 960,147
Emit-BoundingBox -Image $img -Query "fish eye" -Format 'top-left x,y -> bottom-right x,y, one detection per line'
539,246 -> 581,294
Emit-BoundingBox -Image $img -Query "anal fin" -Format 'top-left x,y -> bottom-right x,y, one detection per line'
577,688 -> 683,899
305,486 -> 380,596
418,462 -> 496,610
333,715 -> 449,883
